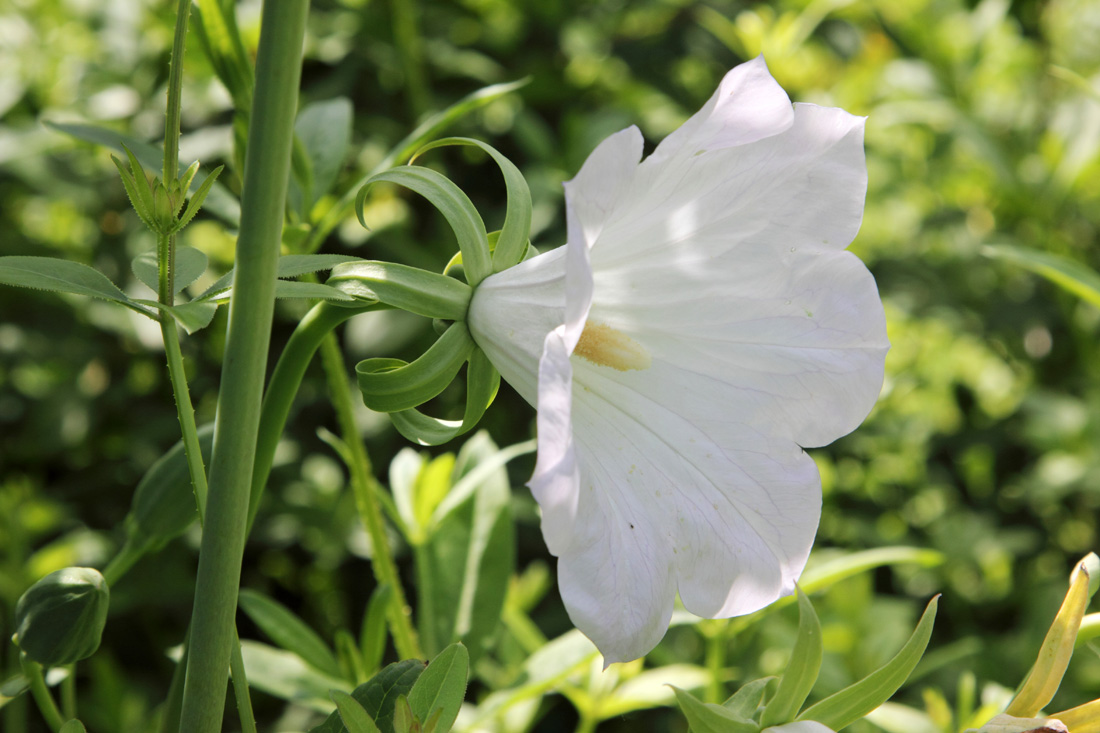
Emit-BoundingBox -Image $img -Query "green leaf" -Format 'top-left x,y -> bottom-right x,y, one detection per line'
356,323 -> 476,413
327,261 -> 472,321
118,425 -> 213,563
240,640 -> 349,713
309,659 -> 426,733
360,585 -> 393,678
407,643 -> 469,733
45,121 -> 241,226
238,589 -> 342,678
356,166 -> 491,287
798,595 -> 940,731
291,98 -> 353,216
192,0 -> 253,110
380,79 -> 531,173
388,349 -> 499,447
0,256 -> 143,312
416,433 -> 514,662
984,244 -> 1100,308
671,686 -> 760,733
199,254 -> 362,300
59,720 -> 88,733
132,246 -> 209,295
413,138 -> 532,273
761,589 -> 823,727
336,628 -> 367,685
331,690 -> 382,733
724,677 -> 773,720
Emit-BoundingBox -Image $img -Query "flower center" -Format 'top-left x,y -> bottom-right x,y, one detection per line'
573,321 -> 652,371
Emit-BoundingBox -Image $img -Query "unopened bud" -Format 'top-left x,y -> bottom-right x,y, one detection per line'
14,567 -> 109,666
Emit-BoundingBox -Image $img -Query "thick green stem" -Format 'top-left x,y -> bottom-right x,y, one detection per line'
21,658 -> 63,733
60,665 -> 75,720
178,2 -> 309,730
319,330 -> 422,660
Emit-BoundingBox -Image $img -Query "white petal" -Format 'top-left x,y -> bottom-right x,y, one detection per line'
646,55 -> 794,166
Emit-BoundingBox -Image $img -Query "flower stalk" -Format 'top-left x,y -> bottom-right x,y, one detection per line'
178,0 -> 310,730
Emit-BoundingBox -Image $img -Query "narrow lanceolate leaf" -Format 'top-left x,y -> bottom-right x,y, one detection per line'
724,677 -> 773,720
761,588 -> 823,727
171,165 -> 226,234
799,596 -> 940,731
328,261 -> 471,321
671,687 -> 760,733
291,98 -> 354,215
133,246 -> 209,295
355,166 -> 491,287
984,244 -> 1100,308
360,585 -> 393,677
331,690 -> 382,733
0,256 -> 144,312
412,138 -> 532,273
1005,561 -> 1092,717
198,254 -> 362,301
407,643 -> 469,733
238,589 -> 342,678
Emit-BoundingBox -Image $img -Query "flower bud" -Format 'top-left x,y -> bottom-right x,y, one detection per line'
14,567 -> 109,666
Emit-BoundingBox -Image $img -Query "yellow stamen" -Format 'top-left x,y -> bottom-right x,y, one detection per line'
574,321 -> 652,371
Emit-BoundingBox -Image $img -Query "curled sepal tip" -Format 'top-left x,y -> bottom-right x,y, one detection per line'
327,261 -> 471,322
354,166 -> 492,286
761,587 -> 823,728
357,323 -> 476,414
390,349 -> 500,446
411,137 -> 532,273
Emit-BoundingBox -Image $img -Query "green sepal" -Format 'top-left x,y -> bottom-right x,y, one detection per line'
327,261 -> 472,321
355,166 -> 492,287
331,690 -> 382,733
357,323 -> 476,413
178,160 -> 201,200
111,153 -> 157,231
170,165 -> 225,234
761,588 -> 823,727
798,595 -> 939,731
412,138 -> 532,273
389,348 -> 500,446
671,686 -> 760,733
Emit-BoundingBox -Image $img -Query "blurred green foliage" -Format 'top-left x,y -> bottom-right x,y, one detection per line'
3,0 -> 1100,730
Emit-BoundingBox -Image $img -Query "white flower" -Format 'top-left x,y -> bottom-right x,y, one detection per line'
467,56 -> 888,663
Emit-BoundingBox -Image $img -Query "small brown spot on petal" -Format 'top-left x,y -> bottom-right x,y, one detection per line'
574,321 -> 651,371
